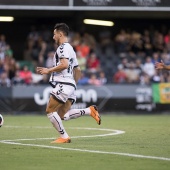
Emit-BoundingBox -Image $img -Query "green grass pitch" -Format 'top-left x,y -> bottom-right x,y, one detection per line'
0,114 -> 170,170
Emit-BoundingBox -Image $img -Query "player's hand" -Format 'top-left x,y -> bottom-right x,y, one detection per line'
155,60 -> 165,70
37,67 -> 50,74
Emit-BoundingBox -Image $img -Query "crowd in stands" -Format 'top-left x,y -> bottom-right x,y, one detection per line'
1,24 -> 170,87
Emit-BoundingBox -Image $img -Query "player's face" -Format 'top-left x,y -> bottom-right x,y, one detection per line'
53,29 -> 60,45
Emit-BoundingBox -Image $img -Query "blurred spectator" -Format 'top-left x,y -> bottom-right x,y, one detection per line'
11,70 -> 24,85
0,34 -> 7,61
143,57 -> 155,78
0,72 -> 11,87
151,52 -> 160,64
140,72 -> 151,85
0,48 -> 5,61
88,74 -> 101,86
76,51 -> 87,72
125,61 -> 140,84
160,52 -> 170,65
98,71 -> 107,85
113,67 -> 127,84
4,24 -> 170,86
45,51 -> 55,68
75,40 -> 90,58
117,58 -> 129,70
87,52 -> 100,74
19,65 -> 32,85
0,59 -> 4,74
151,70 -> 161,83
160,71 -> 170,83
77,72 -> 89,85
3,64 -> 10,78
135,58 -> 143,75
164,29 -> 170,44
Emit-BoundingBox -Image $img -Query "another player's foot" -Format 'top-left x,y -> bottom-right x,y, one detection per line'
89,105 -> 101,125
51,137 -> 71,144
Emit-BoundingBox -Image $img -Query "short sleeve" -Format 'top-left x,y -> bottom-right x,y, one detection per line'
58,44 -> 69,59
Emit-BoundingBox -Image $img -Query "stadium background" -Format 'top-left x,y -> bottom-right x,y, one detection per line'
0,0 -> 170,113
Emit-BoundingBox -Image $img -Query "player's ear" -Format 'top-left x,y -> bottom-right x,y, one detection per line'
59,32 -> 62,37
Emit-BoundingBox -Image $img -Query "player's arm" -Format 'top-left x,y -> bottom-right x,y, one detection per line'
37,58 -> 68,74
163,65 -> 170,70
155,60 -> 170,70
73,66 -> 81,84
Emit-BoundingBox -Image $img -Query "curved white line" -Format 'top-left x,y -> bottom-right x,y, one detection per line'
1,127 -> 170,161
0,127 -> 125,142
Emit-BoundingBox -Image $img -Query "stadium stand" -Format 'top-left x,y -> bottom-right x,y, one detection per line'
1,24 -> 170,86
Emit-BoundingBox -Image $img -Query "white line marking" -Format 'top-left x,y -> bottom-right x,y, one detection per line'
1,127 -> 170,161
4,125 -> 52,128
1,141 -> 170,161
1,127 -> 125,141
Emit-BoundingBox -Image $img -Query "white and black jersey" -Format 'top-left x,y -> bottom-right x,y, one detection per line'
49,43 -> 78,89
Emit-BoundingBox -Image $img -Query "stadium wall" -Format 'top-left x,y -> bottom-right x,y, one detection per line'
0,84 -> 170,114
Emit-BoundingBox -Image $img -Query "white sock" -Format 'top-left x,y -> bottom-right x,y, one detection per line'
47,112 -> 69,139
64,108 -> 91,121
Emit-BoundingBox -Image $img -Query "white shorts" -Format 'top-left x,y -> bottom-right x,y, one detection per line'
50,83 -> 76,104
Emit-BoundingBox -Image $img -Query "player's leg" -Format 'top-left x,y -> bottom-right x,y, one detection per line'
58,99 -> 72,119
46,95 -> 70,143
58,101 -> 101,125
58,91 -> 101,125
57,93 -> 91,120
63,105 -> 101,125
47,83 -> 76,143
58,99 -> 92,120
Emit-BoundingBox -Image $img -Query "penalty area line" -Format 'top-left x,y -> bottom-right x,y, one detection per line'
0,141 -> 170,161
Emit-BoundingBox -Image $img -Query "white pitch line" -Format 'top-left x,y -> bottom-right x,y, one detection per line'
4,125 -> 52,129
1,127 -> 170,161
1,141 -> 170,161
0,128 -> 125,141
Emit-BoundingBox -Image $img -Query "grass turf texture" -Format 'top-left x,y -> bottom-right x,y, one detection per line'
0,114 -> 170,170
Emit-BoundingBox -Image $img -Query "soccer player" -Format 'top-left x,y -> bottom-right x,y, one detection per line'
37,23 -> 101,144
155,60 -> 170,70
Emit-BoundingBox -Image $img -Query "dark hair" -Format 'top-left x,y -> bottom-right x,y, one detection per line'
54,23 -> 69,36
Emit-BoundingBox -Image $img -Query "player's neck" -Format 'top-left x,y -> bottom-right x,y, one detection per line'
59,37 -> 68,45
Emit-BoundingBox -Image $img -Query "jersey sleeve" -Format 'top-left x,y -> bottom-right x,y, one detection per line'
73,57 -> 79,68
58,44 -> 69,59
